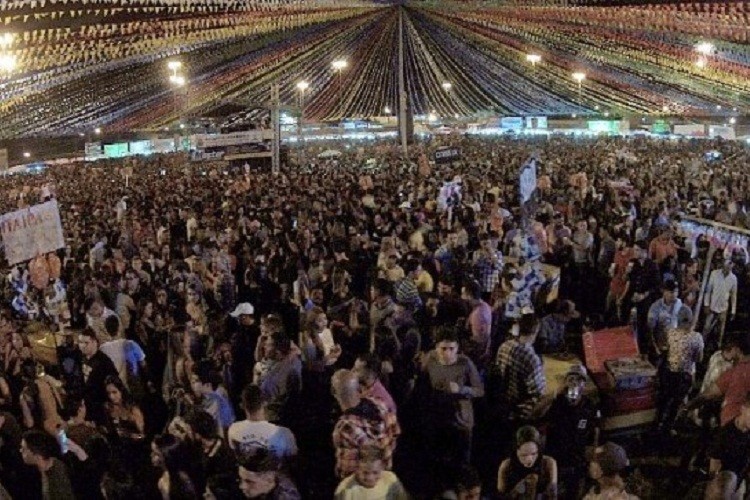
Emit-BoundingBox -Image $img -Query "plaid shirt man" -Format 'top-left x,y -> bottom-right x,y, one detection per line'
393,277 -> 422,311
332,396 -> 400,478
496,338 -> 546,420
473,249 -> 504,294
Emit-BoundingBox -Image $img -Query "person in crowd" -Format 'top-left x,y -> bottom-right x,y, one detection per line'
18,359 -> 65,435
393,259 -> 423,313
460,279 -> 493,372
103,375 -> 145,440
497,425 -> 558,499
583,442 -> 636,500
85,298 -> 119,341
237,450 -> 300,499
354,352 -> 398,416
334,446 -> 408,499
437,464 -> 483,500
227,385 -> 298,467
626,240 -> 661,350
228,303 -> 259,407
255,329 -> 302,425
546,365 -> 600,500
78,328 -> 119,425
707,396 -> 750,486
184,410 -> 236,488
495,314 -> 548,423
646,280 -> 682,358
702,259 -> 737,350
417,326 -> 484,469
20,429 -> 76,500
536,300 -> 580,355
331,369 -> 400,479
150,433 -> 204,500
658,305 -> 703,432
687,332 -> 750,427
190,360 -> 235,435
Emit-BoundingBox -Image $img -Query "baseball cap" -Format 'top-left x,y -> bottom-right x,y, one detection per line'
586,442 -> 630,476
230,303 -> 255,317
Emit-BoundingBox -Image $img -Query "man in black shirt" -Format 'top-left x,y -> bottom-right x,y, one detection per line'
708,396 -> 750,482
78,328 -> 118,425
545,365 -> 600,500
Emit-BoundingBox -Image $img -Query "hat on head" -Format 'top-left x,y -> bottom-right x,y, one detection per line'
587,442 -> 630,476
565,364 -> 588,381
662,279 -> 678,292
230,303 -> 255,317
677,305 -> 693,328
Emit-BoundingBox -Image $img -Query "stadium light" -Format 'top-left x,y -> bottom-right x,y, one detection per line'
526,54 -> 542,66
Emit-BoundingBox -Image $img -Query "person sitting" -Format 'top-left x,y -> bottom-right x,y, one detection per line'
497,425 -> 558,499
334,446 -> 408,499
583,442 -> 636,500
535,300 -> 579,355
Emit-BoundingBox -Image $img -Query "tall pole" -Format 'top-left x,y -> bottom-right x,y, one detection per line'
398,7 -> 409,158
271,84 -> 280,174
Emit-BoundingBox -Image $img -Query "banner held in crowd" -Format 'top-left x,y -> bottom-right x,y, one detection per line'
0,200 -> 65,266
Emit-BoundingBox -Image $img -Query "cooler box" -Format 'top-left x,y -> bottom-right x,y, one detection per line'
601,386 -> 657,414
604,358 -> 657,391
582,327 -> 657,432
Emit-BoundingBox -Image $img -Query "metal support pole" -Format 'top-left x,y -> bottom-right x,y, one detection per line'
398,7 -> 409,158
271,84 -> 280,174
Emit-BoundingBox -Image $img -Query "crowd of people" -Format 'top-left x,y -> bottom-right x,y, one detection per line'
0,133 -> 749,499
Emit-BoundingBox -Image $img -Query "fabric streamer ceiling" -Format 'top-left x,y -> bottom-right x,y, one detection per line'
0,0 -> 748,138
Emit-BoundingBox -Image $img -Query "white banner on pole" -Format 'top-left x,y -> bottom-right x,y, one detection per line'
0,200 -> 65,265
519,158 -> 537,204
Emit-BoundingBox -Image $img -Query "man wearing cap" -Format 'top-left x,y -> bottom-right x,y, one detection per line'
536,300 -> 580,355
646,279 -> 682,357
583,442 -> 636,499
546,364 -> 600,500
658,305 -> 703,432
229,303 -> 259,409
626,240 -> 661,350
703,259 -> 737,349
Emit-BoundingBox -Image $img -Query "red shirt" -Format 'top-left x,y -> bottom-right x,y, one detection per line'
717,359 -> 750,426
609,248 -> 635,296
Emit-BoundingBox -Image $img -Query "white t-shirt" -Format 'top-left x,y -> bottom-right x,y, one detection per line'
227,420 -> 297,462
334,471 -> 407,500
100,339 -> 146,388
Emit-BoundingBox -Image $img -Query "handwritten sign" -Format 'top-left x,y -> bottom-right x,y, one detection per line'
0,200 -> 65,265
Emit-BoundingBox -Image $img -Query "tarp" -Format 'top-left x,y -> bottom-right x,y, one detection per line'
0,200 -> 65,265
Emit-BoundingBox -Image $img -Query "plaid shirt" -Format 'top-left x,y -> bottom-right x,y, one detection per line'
496,339 -> 546,419
332,397 -> 400,478
473,250 -> 504,293
393,277 -> 422,311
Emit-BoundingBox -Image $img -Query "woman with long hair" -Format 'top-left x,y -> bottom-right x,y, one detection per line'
104,375 -> 145,440
497,426 -> 558,499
